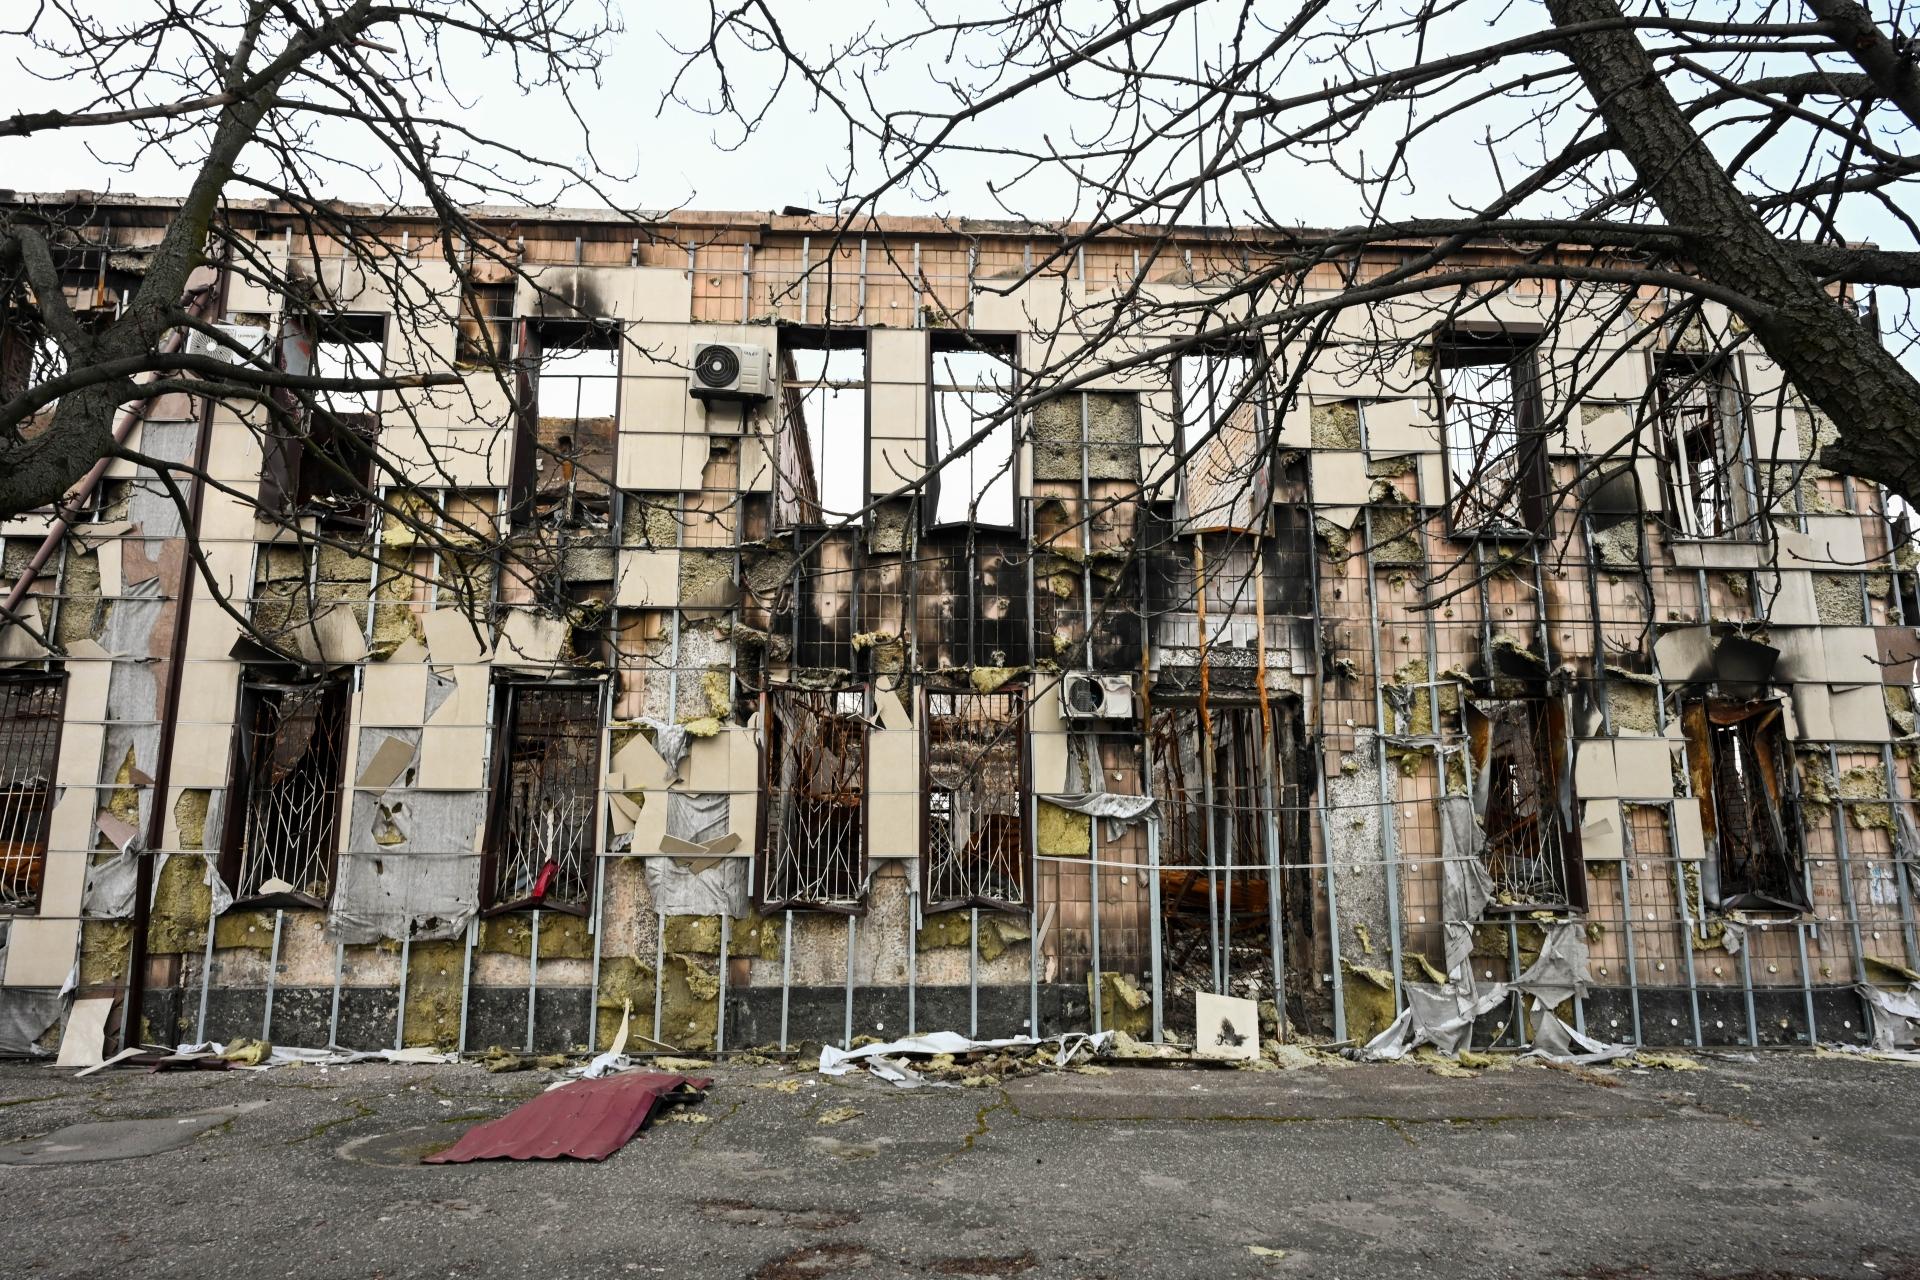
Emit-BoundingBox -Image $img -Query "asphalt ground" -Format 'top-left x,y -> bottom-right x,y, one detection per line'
0,1047 -> 1914,1279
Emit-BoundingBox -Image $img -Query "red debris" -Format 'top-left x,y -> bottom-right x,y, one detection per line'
423,1071 -> 709,1164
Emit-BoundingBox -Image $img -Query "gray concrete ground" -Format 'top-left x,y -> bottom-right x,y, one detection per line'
0,1049 -> 1914,1279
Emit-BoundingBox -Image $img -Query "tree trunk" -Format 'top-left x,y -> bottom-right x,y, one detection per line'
1547,0 -> 1920,503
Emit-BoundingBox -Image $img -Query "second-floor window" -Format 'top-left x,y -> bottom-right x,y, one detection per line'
1655,356 -> 1751,538
1175,347 -> 1270,532
778,328 -> 867,526
929,332 -> 1017,527
514,319 -> 619,525
221,675 -> 350,905
1437,332 -> 1546,536
264,312 -> 386,527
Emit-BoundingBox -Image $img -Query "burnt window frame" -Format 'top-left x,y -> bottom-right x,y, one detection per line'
1651,352 -> 1757,541
479,679 -> 605,917
925,329 -> 1021,533
0,669 -> 68,915
1433,327 -> 1550,540
913,530 -> 1034,671
1681,698 -> 1811,913
218,673 -> 353,909
1465,694 -> 1588,913
455,275 -> 516,368
510,317 -> 622,528
261,311 -> 387,530
756,684 -> 871,913
920,685 -> 1031,912
1172,344 -> 1273,534
774,324 -> 870,530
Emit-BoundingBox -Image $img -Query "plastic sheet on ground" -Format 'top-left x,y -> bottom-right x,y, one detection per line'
1858,982 -> 1920,1053
170,1041 -> 455,1069
819,1030 -> 1113,1087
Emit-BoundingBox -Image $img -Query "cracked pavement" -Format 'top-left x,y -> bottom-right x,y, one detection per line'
0,1050 -> 1915,1278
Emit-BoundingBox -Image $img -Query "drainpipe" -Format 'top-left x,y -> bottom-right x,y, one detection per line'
123,270 -> 230,1049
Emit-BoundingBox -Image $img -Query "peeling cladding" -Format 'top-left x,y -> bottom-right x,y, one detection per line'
0,198 -> 1915,1057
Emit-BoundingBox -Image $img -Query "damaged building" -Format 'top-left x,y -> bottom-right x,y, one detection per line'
3,195 -> 1920,1063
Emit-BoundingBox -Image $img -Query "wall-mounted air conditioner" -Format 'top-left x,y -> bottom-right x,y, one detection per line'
689,341 -> 772,405
183,322 -> 272,366
1060,672 -> 1136,722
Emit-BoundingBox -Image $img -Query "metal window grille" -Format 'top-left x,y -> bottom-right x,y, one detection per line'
1472,698 -> 1581,910
485,684 -> 601,912
922,688 -> 1027,910
227,679 -> 349,902
759,687 -> 868,910
0,672 -> 65,912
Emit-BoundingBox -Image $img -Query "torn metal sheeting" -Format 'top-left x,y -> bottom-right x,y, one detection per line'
819,1031 -> 1114,1087
424,1071 -> 709,1163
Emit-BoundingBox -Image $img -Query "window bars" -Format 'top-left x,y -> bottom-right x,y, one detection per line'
484,684 -> 601,912
1656,358 -> 1748,538
225,679 -> 349,903
922,687 -> 1028,911
1437,337 -> 1545,535
0,672 -> 65,912
759,686 -> 869,910
1468,698 -> 1584,911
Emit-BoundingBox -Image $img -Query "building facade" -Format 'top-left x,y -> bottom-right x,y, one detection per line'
1,196 -> 1917,1058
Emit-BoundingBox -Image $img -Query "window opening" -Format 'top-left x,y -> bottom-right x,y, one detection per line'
759,686 -> 868,910
517,319 -> 618,525
923,688 -> 1028,910
777,329 -> 866,526
263,312 -> 386,526
1683,700 -> 1808,911
929,334 -> 1016,527
0,672 -> 65,913
914,536 -> 1032,670
456,278 -> 515,367
1175,349 -> 1270,532
1656,357 -> 1750,538
1467,697 -> 1585,911
1437,334 -> 1544,534
223,677 -> 350,904
484,683 -> 601,913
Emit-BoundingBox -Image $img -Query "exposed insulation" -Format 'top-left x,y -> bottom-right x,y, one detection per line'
1093,970 -> 1152,1037
402,940 -> 466,1048
659,952 -> 720,1051
1036,800 -> 1091,857
147,854 -> 214,953
594,956 -> 657,1050
214,909 -> 278,951
480,912 -> 595,959
1310,400 -> 1361,449
79,921 -> 133,987
916,910 -> 1031,962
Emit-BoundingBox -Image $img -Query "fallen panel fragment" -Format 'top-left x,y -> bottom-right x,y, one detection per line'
424,1071 -> 709,1163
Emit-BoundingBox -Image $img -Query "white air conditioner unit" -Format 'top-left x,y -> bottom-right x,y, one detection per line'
183,321 -> 272,366
1060,672 -> 1135,722
689,341 -> 772,404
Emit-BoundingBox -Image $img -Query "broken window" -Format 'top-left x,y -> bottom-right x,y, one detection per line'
1466,697 -> 1585,911
512,319 -> 619,526
482,683 -> 602,914
776,328 -> 866,526
914,535 -> 1032,670
455,277 -> 515,367
758,687 -> 868,911
0,671 -> 65,913
928,332 -> 1017,528
1655,356 -> 1752,539
1175,348 -> 1271,533
261,312 -> 385,527
221,677 -> 350,905
1437,333 -> 1547,536
1682,700 -> 1809,912
923,688 -> 1028,910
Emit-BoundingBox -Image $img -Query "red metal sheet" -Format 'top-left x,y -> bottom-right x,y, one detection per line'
423,1071 -> 708,1164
